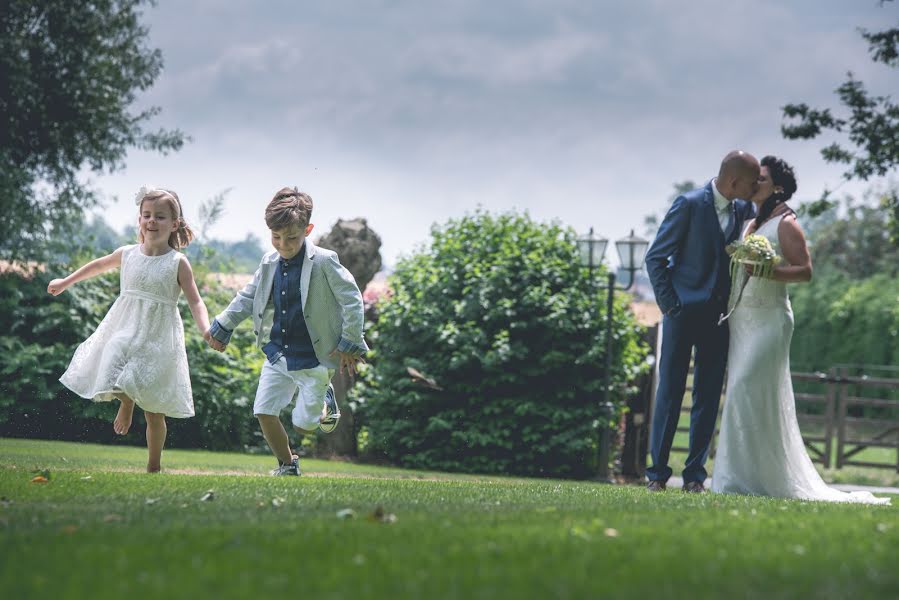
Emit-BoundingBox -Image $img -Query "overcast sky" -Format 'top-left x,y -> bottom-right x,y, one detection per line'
89,0 -> 899,268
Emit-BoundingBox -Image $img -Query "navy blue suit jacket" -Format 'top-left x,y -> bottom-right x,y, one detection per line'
644,181 -> 754,315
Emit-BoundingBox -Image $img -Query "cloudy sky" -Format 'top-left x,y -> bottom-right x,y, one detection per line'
90,0 -> 899,268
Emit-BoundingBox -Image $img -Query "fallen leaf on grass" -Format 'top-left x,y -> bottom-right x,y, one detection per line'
30,468 -> 51,483
271,497 -> 286,508
200,490 -> 215,502
336,508 -> 356,519
60,456 -> 69,463
876,523 -> 890,533
604,528 -> 620,538
61,525 -> 78,534
368,506 -> 397,524
103,514 -> 123,523
145,498 -> 159,505
80,476 -> 92,481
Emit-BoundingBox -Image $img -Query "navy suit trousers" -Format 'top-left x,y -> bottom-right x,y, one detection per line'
647,299 -> 729,484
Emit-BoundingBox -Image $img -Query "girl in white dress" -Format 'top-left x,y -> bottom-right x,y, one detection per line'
48,187 -> 211,473
712,157 -> 889,505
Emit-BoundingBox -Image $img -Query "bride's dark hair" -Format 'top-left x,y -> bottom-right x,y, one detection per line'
754,155 -> 798,228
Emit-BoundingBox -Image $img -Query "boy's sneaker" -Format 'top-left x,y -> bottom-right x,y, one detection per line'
270,456 -> 300,476
319,383 -> 340,433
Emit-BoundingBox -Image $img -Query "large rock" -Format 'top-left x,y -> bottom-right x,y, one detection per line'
316,218 -> 382,291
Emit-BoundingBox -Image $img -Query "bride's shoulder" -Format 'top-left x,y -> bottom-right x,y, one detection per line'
777,210 -> 806,239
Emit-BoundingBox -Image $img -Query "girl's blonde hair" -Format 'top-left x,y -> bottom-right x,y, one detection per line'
138,189 -> 195,249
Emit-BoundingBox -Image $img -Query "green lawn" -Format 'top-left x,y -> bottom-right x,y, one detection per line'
1,439 -> 897,600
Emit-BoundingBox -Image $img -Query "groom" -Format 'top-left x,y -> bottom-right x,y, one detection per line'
644,151 -> 759,492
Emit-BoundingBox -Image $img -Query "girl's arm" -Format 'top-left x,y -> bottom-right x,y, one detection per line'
177,256 -> 212,335
772,215 -> 813,283
47,248 -> 124,295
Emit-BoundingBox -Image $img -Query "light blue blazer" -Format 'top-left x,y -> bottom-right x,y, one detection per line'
211,239 -> 368,370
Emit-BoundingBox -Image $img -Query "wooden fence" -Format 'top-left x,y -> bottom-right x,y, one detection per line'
661,366 -> 899,473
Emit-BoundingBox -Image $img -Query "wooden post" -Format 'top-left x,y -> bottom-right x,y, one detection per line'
835,367 -> 848,470
823,370 -> 835,469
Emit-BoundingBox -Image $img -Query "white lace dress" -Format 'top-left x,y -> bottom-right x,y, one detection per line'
60,244 -> 194,418
711,216 -> 889,504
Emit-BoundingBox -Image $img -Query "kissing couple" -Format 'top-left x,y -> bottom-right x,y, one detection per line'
644,150 -> 889,505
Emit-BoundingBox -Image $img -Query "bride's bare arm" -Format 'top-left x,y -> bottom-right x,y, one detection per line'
47,248 -> 124,295
772,215 -> 812,283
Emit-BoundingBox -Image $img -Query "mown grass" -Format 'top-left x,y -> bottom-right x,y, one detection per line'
1,439 -> 896,600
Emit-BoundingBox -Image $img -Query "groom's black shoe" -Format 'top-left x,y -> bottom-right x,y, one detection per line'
682,481 -> 705,493
646,480 -> 666,492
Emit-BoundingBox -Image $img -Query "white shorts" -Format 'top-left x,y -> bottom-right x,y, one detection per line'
254,358 -> 331,430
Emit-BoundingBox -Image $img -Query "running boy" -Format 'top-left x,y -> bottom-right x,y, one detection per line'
205,188 -> 367,475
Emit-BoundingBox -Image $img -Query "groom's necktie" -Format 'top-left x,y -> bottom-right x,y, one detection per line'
724,203 -> 736,240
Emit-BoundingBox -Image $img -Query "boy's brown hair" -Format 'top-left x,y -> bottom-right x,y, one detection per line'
265,187 -> 313,230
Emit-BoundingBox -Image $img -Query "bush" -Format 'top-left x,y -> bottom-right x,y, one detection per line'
791,268 -> 899,372
356,211 -> 649,478
0,263 -> 264,450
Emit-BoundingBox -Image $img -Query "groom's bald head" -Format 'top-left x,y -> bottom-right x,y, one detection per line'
717,150 -> 760,201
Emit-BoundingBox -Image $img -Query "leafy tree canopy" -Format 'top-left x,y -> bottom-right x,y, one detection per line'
0,0 -> 187,260
781,1 -> 899,242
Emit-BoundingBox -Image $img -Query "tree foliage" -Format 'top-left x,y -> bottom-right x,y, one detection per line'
781,1 -> 899,242
357,211 -> 649,479
800,189 -> 899,279
789,186 -> 899,397
0,0 -> 187,260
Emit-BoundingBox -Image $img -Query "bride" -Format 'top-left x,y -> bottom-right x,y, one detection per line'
711,155 -> 890,505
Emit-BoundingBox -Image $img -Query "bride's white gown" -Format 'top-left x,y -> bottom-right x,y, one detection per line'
711,215 -> 890,505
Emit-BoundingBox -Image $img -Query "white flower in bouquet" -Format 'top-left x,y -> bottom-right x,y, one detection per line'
726,234 -> 781,280
718,234 -> 782,325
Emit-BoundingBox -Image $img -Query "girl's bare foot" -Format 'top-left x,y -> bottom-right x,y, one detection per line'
113,396 -> 135,435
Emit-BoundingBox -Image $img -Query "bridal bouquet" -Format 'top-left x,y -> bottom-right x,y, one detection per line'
718,234 -> 781,325
726,234 -> 780,280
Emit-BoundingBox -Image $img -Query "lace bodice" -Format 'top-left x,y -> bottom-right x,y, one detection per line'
120,244 -> 182,304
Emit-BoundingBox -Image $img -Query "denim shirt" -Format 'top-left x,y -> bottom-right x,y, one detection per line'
209,239 -> 369,369
260,249 -> 318,370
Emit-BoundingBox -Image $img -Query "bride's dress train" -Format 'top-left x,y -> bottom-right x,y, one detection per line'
711,216 -> 890,505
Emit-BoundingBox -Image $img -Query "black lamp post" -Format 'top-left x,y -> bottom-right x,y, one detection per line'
576,228 -> 649,480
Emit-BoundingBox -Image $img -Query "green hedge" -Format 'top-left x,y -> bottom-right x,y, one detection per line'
356,211 -> 649,479
0,267 -> 264,450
